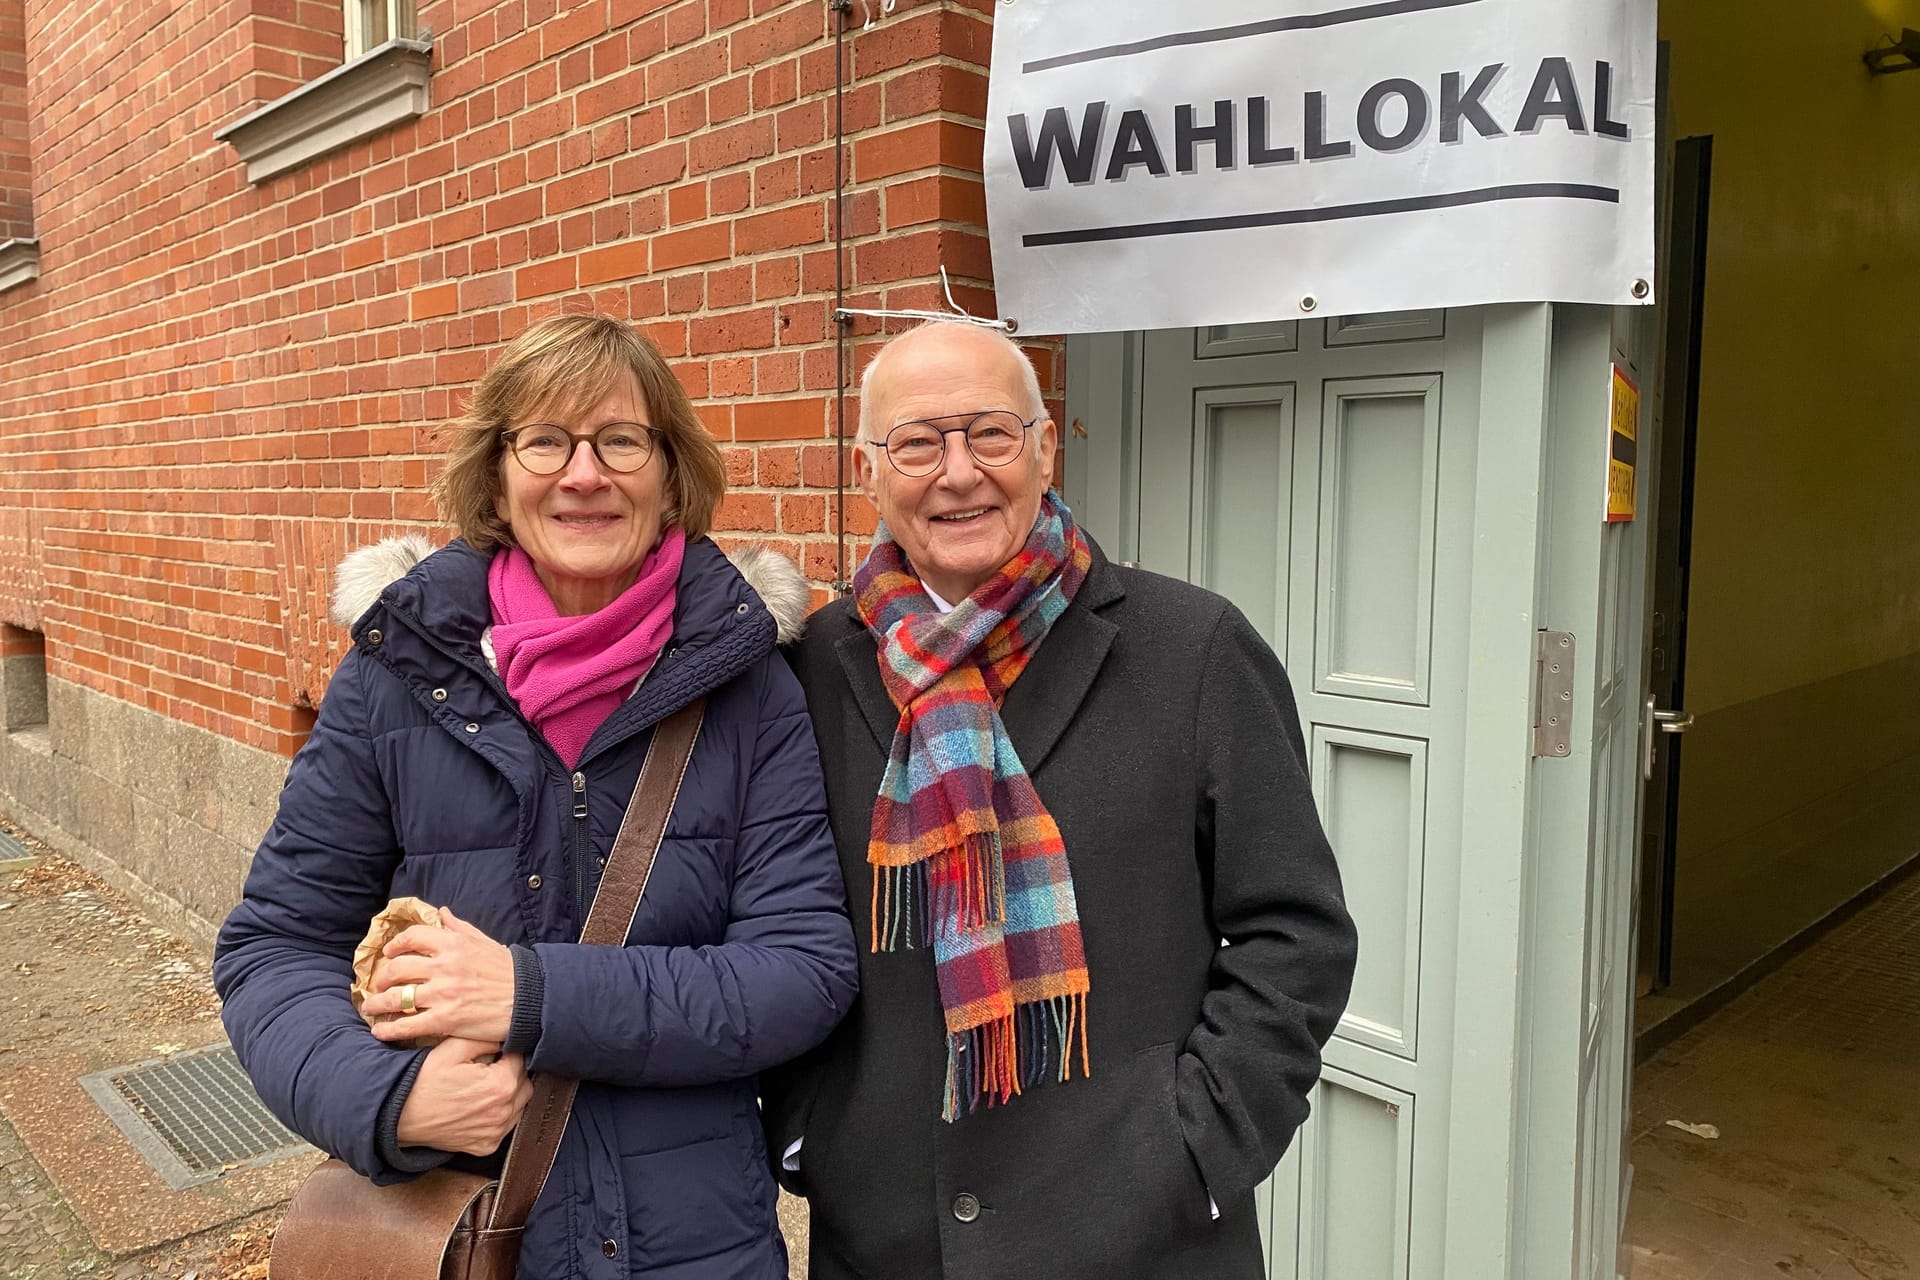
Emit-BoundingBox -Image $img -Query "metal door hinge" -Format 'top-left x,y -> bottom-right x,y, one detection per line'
1533,630 -> 1575,758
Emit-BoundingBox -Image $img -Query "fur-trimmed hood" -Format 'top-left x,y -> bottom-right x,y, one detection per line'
329,534 -> 812,645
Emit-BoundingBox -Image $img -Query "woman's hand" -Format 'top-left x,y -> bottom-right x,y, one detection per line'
394,1036 -> 533,1155
363,906 -> 518,1045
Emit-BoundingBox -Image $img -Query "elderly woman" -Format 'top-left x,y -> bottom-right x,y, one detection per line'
762,319 -> 1357,1280
214,315 -> 857,1278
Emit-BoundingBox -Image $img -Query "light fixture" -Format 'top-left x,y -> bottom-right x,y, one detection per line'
1864,28 -> 1920,75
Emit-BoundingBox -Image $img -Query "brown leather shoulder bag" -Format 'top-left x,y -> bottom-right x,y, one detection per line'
269,700 -> 706,1279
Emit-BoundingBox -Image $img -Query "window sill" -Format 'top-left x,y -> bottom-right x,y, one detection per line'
0,238 -> 40,294
5,725 -> 51,755
214,38 -> 433,184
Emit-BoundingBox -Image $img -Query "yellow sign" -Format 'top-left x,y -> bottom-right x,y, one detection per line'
1607,365 -> 1638,523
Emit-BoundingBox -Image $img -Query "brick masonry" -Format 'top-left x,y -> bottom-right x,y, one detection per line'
0,0 -> 28,243
0,0 -> 1063,932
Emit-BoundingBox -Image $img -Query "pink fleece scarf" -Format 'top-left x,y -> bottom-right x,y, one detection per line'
486,530 -> 685,768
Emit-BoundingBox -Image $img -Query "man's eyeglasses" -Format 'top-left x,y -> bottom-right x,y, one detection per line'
502,422 -> 661,476
873,411 -> 1037,478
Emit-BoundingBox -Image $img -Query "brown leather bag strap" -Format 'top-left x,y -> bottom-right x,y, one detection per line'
485,698 -> 708,1234
577,699 -> 707,949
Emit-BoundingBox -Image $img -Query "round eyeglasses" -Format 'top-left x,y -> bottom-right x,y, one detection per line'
503,422 -> 661,476
874,411 -> 1036,478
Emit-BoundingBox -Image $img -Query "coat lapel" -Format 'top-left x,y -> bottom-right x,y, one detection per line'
835,624 -> 900,753
999,559 -> 1122,775
834,552 -> 1127,775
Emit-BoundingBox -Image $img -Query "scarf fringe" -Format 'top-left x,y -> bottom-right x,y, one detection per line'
941,994 -> 1090,1122
871,833 -> 1005,952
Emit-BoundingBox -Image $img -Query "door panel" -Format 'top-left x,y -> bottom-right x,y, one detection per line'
1640,135 -> 1713,991
1199,320 -> 1300,357
1128,315 -> 1483,1278
1296,1068 -> 1416,1280
1327,309 -> 1447,347
1315,729 -> 1428,1061
1579,454 -> 1653,1280
1190,388 -> 1295,646
1315,377 -> 1441,705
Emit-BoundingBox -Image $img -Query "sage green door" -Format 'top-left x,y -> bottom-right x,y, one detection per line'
1065,303 -> 1654,1279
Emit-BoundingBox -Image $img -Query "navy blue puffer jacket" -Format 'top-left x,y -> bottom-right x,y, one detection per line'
213,535 -> 858,1280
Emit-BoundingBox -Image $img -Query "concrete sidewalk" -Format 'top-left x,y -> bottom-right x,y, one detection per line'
0,817 -> 282,1279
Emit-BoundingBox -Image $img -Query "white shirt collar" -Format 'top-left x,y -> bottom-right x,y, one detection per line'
922,584 -> 957,613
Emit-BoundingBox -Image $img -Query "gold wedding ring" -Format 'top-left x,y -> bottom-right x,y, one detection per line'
398,984 -> 417,1016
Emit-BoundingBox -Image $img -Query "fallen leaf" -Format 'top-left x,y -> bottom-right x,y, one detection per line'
1665,1119 -> 1720,1140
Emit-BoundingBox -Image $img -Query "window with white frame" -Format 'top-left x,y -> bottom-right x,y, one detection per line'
216,0 -> 431,183
345,0 -> 417,61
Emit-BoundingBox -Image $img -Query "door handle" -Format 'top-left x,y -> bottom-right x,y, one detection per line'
1643,702 -> 1694,780
1643,696 -> 1657,780
1653,709 -> 1694,734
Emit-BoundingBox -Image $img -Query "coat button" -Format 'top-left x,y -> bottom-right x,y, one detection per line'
431,688 -> 447,702
526,874 -> 542,891
601,1239 -> 618,1258
365,629 -> 383,646
952,1192 -> 981,1223
464,722 -> 480,734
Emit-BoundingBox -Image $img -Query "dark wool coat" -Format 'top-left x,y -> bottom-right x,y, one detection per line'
214,536 -> 859,1280
763,539 -> 1358,1280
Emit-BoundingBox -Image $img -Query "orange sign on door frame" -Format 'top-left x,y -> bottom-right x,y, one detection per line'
1607,365 -> 1639,523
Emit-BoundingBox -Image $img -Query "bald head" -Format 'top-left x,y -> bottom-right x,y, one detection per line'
850,319 -> 1059,605
858,321 -> 1046,446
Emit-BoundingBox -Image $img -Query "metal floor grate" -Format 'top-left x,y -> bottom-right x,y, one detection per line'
80,1044 -> 310,1189
0,827 -> 35,863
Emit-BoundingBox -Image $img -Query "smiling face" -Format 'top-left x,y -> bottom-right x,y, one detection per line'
855,325 -> 1058,605
495,372 -> 670,616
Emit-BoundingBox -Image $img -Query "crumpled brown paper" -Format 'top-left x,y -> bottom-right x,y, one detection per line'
349,896 -> 444,1047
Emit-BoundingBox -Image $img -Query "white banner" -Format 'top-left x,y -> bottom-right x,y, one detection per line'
983,0 -> 1658,334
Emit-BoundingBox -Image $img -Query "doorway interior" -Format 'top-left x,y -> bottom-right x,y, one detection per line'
1631,5 -> 1920,1041
1623,2 -> 1920,1274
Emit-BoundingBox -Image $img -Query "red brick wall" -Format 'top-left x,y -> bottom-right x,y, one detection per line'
0,621 -> 43,659
0,507 -> 42,630
0,0 -> 29,239
245,0 -> 349,107
0,0 -> 1064,759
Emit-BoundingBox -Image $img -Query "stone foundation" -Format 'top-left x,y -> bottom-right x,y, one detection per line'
0,673 -> 286,957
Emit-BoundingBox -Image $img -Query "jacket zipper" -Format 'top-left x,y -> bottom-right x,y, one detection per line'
570,770 -> 589,909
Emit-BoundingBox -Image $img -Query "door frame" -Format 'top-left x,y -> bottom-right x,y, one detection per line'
1062,330 -> 1143,559
1065,302 -> 1653,1279
1639,133 -> 1713,995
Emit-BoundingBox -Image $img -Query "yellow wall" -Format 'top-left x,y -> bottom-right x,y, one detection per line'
1660,0 -> 1920,715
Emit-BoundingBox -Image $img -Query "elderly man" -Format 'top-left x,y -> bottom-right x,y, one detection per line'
763,320 -> 1357,1280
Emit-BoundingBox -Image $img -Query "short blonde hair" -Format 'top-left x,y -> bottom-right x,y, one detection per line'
433,316 -> 726,548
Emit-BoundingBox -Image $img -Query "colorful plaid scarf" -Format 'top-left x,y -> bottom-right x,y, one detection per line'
853,490 -> 1093,1120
